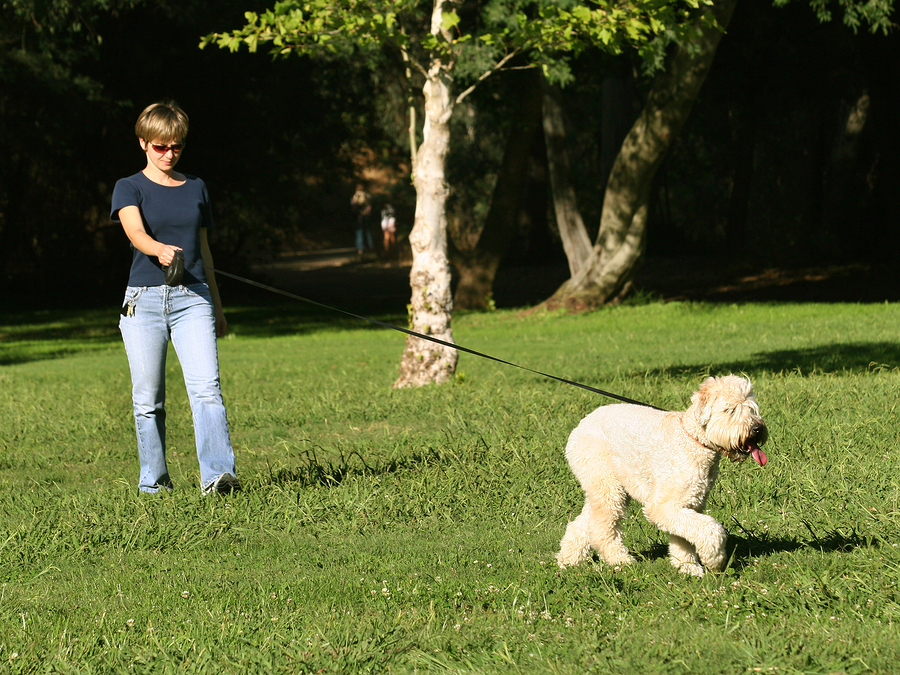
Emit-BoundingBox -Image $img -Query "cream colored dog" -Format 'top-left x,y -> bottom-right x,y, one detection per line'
556,375 -> 768,577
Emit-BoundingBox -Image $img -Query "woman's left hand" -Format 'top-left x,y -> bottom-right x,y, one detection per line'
215,309 -> 228,338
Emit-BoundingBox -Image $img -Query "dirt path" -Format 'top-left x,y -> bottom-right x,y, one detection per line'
246,251 -> 900,311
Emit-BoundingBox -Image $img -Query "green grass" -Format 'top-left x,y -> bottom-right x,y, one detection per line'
2,300 -> 900,674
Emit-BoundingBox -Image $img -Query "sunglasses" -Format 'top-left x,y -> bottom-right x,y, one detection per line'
149,142 -> 185,154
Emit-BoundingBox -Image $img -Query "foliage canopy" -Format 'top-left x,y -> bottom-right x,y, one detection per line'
201,0 -> 718,86
774,0 -> 896,33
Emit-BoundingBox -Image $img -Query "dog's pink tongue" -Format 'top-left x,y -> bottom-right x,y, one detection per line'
749,443 -> 767,466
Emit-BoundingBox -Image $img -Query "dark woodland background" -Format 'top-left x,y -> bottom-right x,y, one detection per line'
1,1 -> 898,309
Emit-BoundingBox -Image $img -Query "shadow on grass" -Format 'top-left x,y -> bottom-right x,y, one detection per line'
632,526 -> 880,573
0,307 -> 123,366
0,301 -> 408,366
725,517 -> 882,570
256,446 -> 444,490
640,342 -> 900,378
225,302 -> 407,340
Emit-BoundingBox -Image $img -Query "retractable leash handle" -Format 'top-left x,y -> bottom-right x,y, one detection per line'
163,249 -> 185,286
192,261 -> 663,410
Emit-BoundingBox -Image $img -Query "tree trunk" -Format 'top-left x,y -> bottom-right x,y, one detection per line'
599,59 -> 638,199
724,95 -> 757,257
542,77 -> 593,277
451,69 -> 544,310
393,0 -> 459,387
542,0 -> 739,312
819,90 -> 870,259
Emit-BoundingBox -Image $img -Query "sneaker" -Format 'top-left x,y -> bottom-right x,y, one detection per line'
202,473 -> 241,496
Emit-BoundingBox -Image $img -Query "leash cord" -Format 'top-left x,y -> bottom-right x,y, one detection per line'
205,264 -> 663,410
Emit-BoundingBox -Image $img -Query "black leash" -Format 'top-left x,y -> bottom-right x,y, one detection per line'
201,263 -> 663,410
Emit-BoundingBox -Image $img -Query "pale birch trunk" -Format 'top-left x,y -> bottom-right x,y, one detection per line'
393,0 -> 459,387
543,0 -> 739,311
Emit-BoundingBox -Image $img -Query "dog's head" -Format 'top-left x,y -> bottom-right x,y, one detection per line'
688,375 -> 768,465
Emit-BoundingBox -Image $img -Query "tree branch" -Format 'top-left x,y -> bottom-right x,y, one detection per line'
401,44 -> 419,171
454,48 -> 520,105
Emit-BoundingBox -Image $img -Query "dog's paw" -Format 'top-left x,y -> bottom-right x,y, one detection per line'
697,544 -> 728,572
556,519 -> 594,568
671,558 -> 705,577
555,547 -> 592,569
600,551 -> 635,566
699,551 -> 727,573
695,522 -> 728,572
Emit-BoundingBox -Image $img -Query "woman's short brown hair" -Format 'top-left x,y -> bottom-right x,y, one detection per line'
135,100 -> 189,143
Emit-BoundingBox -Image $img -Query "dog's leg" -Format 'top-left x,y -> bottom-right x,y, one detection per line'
582,481 -> 634,567
556,503 -> 593,568
667,535 -> 703,577
643,505 -> 727,576
557,482 -> 634,569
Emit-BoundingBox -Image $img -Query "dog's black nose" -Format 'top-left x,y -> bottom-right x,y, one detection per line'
750,423 -> 769,446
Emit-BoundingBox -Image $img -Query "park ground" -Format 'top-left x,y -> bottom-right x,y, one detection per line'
245,250 -> 900,311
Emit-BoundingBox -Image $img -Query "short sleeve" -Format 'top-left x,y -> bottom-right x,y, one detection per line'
111,178 -> 141,224
200,183 -> 213,230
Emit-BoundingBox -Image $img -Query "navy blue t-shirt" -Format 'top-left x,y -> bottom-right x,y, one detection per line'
111,171 -> 212,287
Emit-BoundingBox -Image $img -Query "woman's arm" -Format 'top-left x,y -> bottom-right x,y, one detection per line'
200,227 -> 227,338
118,204 -> 182,267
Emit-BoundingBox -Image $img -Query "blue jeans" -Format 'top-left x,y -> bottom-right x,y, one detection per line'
355,218 -> 374,252
119,284 -> 236,493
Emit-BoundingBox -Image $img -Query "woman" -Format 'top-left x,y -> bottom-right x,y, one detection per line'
112,100 -> 239,495
350,183 -> 374,254
380,203 -> 396,254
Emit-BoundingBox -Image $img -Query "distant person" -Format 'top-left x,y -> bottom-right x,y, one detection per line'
111,100 -> 239,495
381,204 -> 396,254
350,183 -> 374,255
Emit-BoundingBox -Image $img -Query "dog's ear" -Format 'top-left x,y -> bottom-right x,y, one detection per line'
691,377 -> 717,427
731,375 -> 755,401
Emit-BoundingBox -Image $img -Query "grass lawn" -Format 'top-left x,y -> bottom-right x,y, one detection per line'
1,299 -> 899,673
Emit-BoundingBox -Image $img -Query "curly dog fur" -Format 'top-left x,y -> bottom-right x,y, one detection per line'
556,375 -> 768,577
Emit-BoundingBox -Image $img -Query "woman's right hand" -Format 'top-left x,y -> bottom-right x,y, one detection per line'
157,244 -> 183,267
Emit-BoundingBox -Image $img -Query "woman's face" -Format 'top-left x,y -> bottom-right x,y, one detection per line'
140,138 -> 184,173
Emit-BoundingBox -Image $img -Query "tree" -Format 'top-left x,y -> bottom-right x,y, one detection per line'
542,0 -> 897,311
202,0 -> 690,386
542,77 -> 595,279
448,67 -> 545,311
540,0 -> 737,310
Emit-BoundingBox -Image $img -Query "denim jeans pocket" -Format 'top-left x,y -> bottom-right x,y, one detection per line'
121,286 -> 144,317
185,283 -> 212,302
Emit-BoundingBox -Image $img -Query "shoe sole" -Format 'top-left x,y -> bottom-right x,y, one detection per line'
202,473 -> 241,496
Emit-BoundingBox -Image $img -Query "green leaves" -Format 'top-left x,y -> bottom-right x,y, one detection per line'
774,0 -> 896,34
200,0 -> 708,82
440,9 -> 460,31
202,0 -> 412,57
